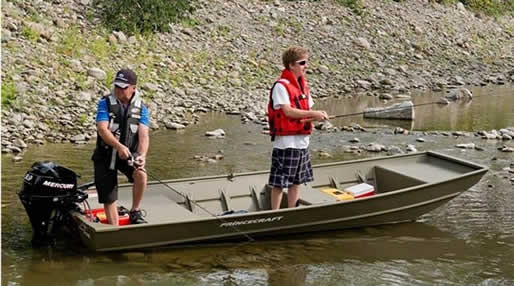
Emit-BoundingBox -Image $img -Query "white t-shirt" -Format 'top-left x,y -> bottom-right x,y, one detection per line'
271,80 -> 314,149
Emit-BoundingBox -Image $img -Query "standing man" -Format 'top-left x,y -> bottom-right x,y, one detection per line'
267,46 -> 329,210
92,68 -> 150,225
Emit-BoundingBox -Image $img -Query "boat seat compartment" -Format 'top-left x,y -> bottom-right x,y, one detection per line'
375,156 -> 474,183
255,184 -> 338,207
298,186 -> 339,205
374,165 -> 427,193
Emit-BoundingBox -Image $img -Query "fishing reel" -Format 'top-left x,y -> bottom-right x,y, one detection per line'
127,153 -> 143,169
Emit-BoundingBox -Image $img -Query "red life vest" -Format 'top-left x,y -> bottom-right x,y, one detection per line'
267,69 -> 312,140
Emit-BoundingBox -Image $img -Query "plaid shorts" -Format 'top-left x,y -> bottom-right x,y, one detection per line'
268,148 -> 313,189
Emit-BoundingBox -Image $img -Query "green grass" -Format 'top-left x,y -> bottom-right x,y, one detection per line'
89,36 -> 110,60
57,27 -> 114,61
193,51 -> 210,65
104,70 -> 115,88
335,0 -> 365,16
75,73 -> 89,91
181,17 -> 201,28
21,26 -> 40,42
434,0 -> 514,17
273,18 -> 288,37
217,25 -> 231,37
57,26 -> 85,57
142,90 -> 156,100
1,80 -> 17,107
80,114 -> 88,125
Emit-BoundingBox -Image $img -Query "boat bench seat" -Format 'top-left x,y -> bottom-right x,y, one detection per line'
375,162 -> 456,183
255,184 -> 338,208
298,186 -> 338,205
373,165 -> 427,194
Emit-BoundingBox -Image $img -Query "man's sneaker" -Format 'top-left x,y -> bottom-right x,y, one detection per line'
118,206 -> 129,216
129,209 -> 147,224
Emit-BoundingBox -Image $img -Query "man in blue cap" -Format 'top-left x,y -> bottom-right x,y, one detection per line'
92,68 -> 150,225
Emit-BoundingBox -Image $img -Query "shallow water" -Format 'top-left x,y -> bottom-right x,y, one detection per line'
2,85 -> 513,286
318,85 -> 514,131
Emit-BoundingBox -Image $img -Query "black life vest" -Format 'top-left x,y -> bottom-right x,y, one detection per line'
94,92 -> 143,163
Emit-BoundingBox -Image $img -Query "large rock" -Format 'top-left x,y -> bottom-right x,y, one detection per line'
165,122 -> 185,129
364,101 -> 414,120
70,134 -> 86,143
406,144 -> 418,153
456,143 -> 475,149
87,68 -> 106,80
2,29 -> 11,42
112,31 -> 127,43
142,83 -> 159,92
445,88 -> 472,101
365,143 -> 386,152
14,138 -> 27,149
353,37 -> 371,50
205,129 -> 225,137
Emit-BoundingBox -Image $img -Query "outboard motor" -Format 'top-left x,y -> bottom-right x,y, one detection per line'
18,161 -> 88,247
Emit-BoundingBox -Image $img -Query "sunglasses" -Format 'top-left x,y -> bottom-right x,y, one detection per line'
296,60 -> 307,66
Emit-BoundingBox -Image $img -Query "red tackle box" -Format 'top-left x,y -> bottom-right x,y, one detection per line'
86,208 -> 130,225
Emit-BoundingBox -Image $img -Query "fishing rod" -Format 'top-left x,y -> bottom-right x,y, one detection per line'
127,155 -> 256,244
331,100 -> 443,119
78,157 -> 255,245
301,100 -> 447,122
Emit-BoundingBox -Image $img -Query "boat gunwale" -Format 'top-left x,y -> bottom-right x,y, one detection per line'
73,151 -> 488,233
81,189 -> 468,251
108,151 -> 488,189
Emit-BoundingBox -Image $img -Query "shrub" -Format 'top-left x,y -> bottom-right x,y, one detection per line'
93,0 -> 195,35
433,0 -> 514,16
335,0 -> 365,15
1,81 -> 17,107
461,0 -> 511,16
57,26 -> 84,57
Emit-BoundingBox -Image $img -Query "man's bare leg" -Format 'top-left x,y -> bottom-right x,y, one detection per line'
104,201 -> 119,226
271,187 -> 283,210
131,169 -> 147,211
287,184 -> 300,208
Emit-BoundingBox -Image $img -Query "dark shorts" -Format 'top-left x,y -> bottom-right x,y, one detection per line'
92,152 -> 135,204
268,148 -> 313,189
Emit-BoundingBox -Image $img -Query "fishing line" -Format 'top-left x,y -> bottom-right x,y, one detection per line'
128,156 -> 256,244
328,100 -> 444,119
79,162 -> 256,245
325,91 -> 482,120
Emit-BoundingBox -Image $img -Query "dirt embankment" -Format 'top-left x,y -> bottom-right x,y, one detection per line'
1,0 -> 513,156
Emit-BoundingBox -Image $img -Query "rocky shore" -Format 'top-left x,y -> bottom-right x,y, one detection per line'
1,0 -> 513,158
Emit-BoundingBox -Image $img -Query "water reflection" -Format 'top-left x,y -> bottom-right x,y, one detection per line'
318,85 -> 514,131
7,222 -> 511,286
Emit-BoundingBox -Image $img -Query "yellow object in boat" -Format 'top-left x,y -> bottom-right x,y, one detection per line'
321,188 -> 355,201
96,212 -> 107,221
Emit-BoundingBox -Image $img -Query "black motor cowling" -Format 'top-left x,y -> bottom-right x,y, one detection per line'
18,161 -> 88,247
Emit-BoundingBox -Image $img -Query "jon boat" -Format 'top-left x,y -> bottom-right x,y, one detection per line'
67,151 -> 487,251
